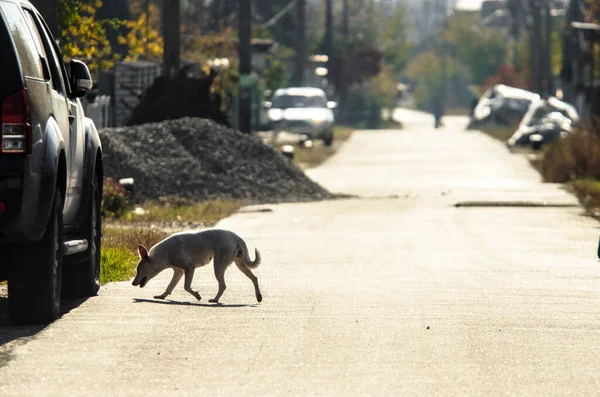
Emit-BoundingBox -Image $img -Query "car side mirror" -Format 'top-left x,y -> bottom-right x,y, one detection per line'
327,101 -> 337,109
69,59 -> 93,98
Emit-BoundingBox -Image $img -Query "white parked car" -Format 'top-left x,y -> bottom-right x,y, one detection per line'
265,87 -> 336,146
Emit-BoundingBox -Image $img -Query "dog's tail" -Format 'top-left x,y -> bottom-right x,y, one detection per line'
237,240 -> 261,269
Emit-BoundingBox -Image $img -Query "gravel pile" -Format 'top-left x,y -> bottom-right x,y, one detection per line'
99,117 -> 338,203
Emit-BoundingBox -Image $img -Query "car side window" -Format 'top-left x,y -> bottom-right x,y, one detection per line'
35,12 -> 73,95
0,3 -> 44,79
22,9 -> 49,78
22,8 -> 66,95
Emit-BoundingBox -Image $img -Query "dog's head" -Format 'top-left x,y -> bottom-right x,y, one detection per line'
132,245 -> 158,288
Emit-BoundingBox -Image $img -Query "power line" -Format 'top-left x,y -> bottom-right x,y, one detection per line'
261,0 -> 298,28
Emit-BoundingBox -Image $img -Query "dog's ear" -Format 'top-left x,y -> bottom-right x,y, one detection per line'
138,245 -> 149,260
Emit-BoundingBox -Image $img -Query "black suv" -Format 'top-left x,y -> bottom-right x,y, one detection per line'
0,0 -> 103,324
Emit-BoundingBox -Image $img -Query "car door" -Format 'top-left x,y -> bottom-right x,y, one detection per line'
22,7 -> 82,221
33,11 -> 85,221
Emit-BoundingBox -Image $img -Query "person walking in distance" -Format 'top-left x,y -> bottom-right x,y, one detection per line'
431,95 -> 444,128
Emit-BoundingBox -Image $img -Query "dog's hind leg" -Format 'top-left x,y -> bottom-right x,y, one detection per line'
235,259 -> 262,303
183,266 -> 201,301
154,268 -> 184,300
209,252 -> 230,303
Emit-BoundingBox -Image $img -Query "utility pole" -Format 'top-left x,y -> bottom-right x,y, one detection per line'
342,0 -> 350,40
424,0 -> 430,44
162,0 -> 181,78
529,0 -> 543,95
325,0 -> 333,87
238,0 -> 253,134
294,0 -> 306,86
439,0 -> 448,111
543,0 -> 553,97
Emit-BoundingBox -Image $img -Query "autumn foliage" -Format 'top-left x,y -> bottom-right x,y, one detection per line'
58,0 -> 163,76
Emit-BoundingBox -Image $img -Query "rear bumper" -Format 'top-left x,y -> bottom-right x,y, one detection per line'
272,120 -> 330,138
0,155 -> 55,244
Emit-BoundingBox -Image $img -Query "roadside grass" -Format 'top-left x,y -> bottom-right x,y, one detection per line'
121,198 -> 245,225
100,247 -> 138,285
567,180 -> 600,219
100,198 -> 244,284
538,131 -> 600,183
100,226 -> 170,284
535,127 -> 600,219
288,126 -> 354,170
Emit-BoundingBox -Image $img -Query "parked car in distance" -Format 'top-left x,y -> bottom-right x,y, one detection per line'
265,87 -> 336,146
0,0 -> 103,325
507,96 -> 580,150
468,84 -> 539,130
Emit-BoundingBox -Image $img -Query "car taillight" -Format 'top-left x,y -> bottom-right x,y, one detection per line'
1,89 -> 30,154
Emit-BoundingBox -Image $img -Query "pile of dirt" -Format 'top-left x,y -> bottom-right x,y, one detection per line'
99,117 -> 340,203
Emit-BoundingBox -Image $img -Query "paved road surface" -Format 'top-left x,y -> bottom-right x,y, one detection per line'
1,111 -> 599,396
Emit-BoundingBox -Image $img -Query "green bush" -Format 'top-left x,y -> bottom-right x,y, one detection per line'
102,177 -> 130,218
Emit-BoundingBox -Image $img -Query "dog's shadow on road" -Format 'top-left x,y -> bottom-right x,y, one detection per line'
132,298 -> 257,308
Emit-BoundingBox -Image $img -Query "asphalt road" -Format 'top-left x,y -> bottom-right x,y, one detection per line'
1,110 -> 600,396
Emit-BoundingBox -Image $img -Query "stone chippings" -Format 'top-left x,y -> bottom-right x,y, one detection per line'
98,117 -> 338,203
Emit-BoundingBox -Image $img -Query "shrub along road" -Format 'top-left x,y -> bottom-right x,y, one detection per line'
1,111 -> 600,395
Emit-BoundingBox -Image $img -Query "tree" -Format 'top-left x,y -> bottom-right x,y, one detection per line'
59,0 -> 117,75
444,13 -> 508,87
119,0 -> 163,61
58,0 -> 164,75
377,5 -> 411,78
118,9 -> 163,62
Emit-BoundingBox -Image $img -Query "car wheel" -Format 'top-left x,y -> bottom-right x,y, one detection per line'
63,174 -> 101,299
323,132 -> 333,147
8,190 -> 63,325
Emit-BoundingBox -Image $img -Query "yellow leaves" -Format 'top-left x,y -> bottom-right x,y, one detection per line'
121,8 -> 163,62
59,0 -> 115,75
59,0 -> 165,74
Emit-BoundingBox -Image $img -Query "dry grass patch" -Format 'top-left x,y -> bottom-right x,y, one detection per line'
125,198 -> 245,225
537,124 -> 600,219
540,131 -> 600,183
567,180 -> 600,218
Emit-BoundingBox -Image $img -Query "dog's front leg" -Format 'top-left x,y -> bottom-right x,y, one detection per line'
154,268 -> 184,299
183,267 -> 201,301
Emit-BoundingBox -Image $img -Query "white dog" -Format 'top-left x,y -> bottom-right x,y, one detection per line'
132,229 -> 262,303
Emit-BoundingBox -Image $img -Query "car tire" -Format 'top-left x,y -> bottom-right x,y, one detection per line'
323,132 -> 333,147
62,174 -> 101,299
8,190 -> 63,325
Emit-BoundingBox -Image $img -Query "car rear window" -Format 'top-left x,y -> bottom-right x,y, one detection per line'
0,2 -> 44,79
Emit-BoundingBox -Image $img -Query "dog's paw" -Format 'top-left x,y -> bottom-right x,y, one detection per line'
154,294 -> 167,300
194,293 -> 201,301
257,294 -> 263,303
208,298 -> 219,303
